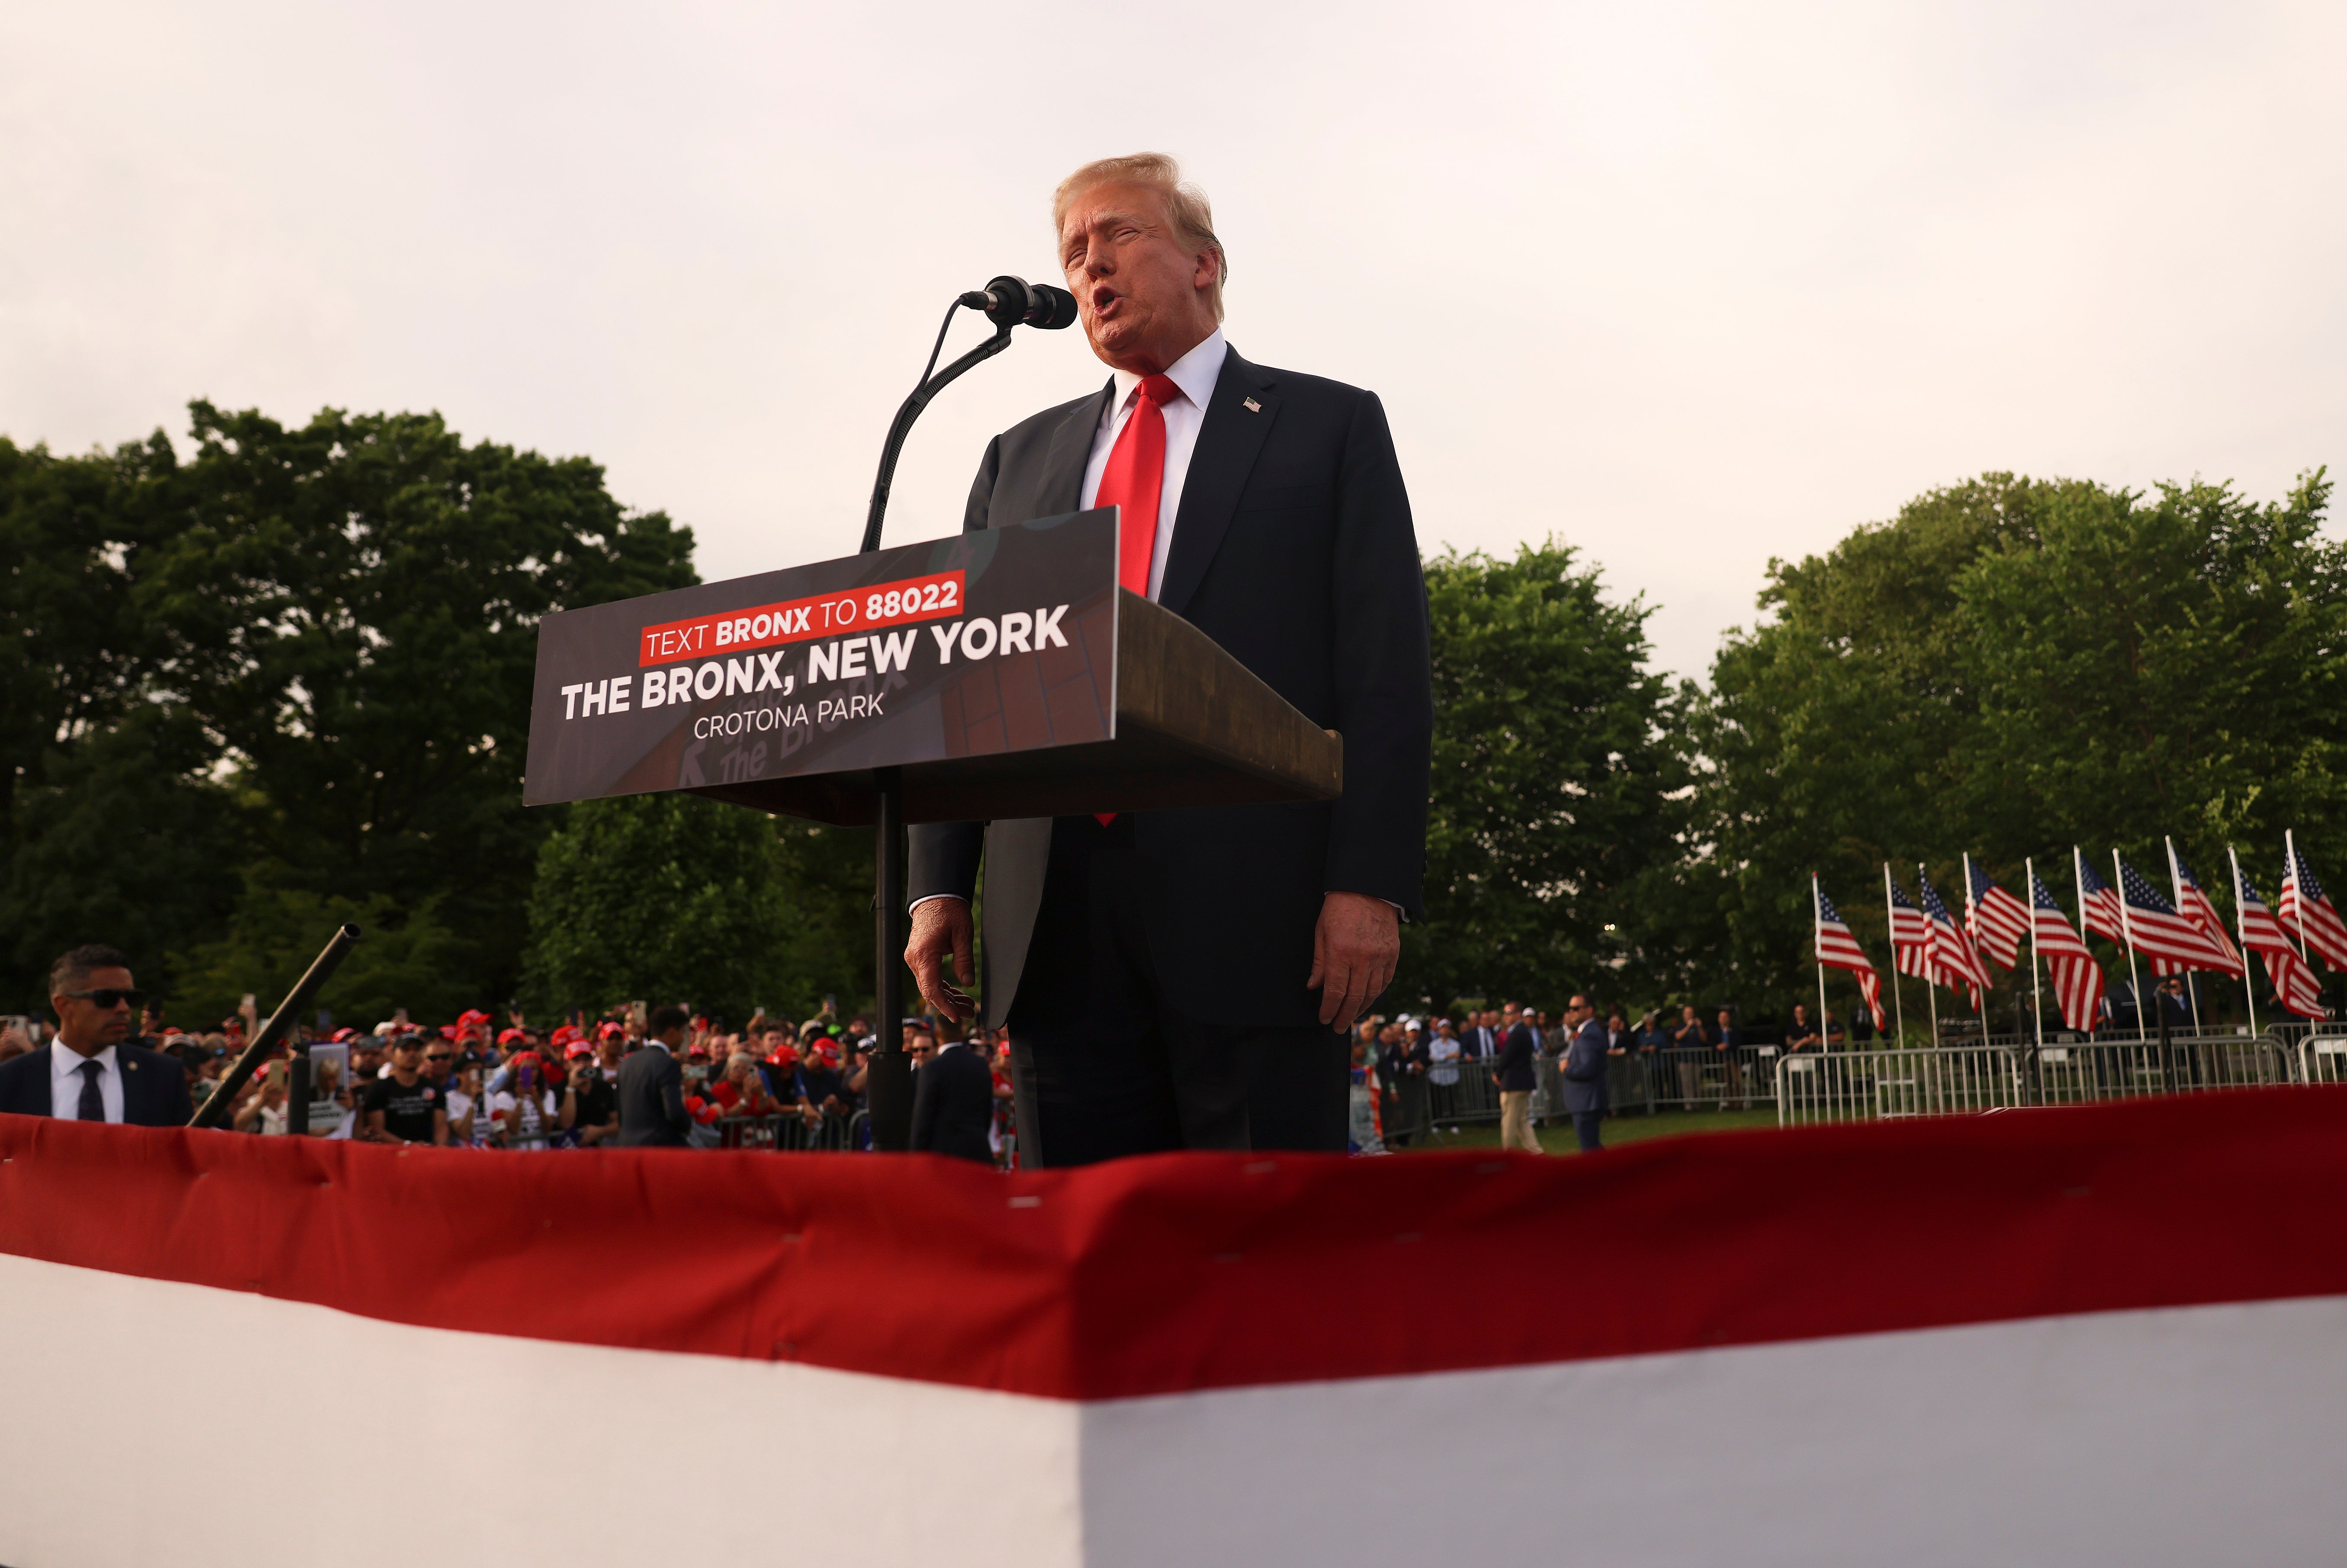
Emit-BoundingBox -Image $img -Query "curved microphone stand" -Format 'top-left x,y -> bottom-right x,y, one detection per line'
858,276 -> 1074,1149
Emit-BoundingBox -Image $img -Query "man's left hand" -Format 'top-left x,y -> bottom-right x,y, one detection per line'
1308,892 -> 1400,1030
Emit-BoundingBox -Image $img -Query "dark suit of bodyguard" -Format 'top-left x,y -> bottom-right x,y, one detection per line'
907,156 -> 1431,1166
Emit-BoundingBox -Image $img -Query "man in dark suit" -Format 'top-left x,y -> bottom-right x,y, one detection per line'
1559,993 -> 1610,1153
905,153 -> 1432,1167
0,944 -> 193,1126
909,1029 -> 997,1165
616,1005 -> 691,1148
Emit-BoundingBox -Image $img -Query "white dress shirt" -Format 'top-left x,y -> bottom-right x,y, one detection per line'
50,1042 -> 124,1122
1079,328 -> 1227,602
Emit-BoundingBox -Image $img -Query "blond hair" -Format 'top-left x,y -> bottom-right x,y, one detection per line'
1053,153 -> 1227,321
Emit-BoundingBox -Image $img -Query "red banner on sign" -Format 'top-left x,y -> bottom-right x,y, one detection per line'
638,570 -> 966,668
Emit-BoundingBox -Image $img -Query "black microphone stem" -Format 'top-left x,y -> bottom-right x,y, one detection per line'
861,316 -> 1015,555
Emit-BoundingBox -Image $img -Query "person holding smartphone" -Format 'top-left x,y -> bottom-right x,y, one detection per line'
487,1052 -> 563,1151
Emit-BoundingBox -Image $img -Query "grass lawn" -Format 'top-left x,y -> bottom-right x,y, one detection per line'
1392,1107 -> 1783,1155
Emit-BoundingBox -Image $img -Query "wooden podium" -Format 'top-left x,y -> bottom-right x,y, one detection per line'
522,510 -> 1340,1150
686,588 -> 1341,825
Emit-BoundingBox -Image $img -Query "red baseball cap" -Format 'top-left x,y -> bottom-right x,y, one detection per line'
497,1027 -> 527,1045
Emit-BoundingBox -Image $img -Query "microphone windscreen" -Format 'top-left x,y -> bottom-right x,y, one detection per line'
1029,285 -> 1079,330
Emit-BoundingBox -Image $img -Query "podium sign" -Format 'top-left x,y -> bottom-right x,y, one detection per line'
525,511 -> 1118,815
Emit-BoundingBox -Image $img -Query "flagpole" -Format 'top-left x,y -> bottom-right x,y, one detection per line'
1882,862 -> 1906,1048
1813,873 -> 1830,1053
2073,846 -> 2103,1038
1922,862 -> 1942,1049
2230,844 -> 2260,1039
1962,853 -> 1990,1041
2285,828 -> 2315,967
2113,848 -> 2147,1042
2165,836 -> 2206,1036
2025,857 -> 2045,1049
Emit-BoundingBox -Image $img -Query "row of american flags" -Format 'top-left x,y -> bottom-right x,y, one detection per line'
1810,831 -> 2347,1035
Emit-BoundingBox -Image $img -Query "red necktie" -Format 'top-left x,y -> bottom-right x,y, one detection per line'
1091,374 -> 1179,827
1093,374 -> 1179,598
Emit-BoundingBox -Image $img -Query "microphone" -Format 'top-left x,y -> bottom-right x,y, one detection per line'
863,276 -> 1075,554
960,275 -> 1079,330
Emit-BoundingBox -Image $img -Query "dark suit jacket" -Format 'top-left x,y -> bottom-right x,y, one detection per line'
1561,1020 -> 1610,1114
909,347 -> 1433,1028
909,1044 -> 996,1164
615,1044 -> 689,1148
1493,1024 -> 1537,1092
0,1043 -> 193,1127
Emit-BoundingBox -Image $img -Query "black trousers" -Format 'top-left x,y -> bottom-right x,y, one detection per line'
1571,1111 -> 1605,1153
1004,815 -> 1350,1168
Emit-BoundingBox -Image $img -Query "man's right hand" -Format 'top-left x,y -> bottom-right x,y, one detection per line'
905,898 -> 977,1024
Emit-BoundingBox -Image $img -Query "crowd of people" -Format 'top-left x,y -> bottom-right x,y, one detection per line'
6,943 -> 1937,1166
1346,994 -> 1884,1155
0,993 -> 1021,1161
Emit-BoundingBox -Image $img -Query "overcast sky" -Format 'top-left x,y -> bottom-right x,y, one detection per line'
6,1 -> 2341,679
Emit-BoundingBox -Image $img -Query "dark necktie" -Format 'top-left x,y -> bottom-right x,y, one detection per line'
77,1059 -> 105,1121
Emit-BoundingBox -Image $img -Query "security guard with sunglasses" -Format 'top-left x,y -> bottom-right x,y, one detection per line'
0,943 -> 193,1126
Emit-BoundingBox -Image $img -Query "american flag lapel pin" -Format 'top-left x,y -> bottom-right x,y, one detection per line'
1243,397 -> 1262,413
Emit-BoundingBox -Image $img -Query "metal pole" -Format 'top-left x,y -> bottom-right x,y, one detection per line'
2025,857 -> 2045,1050
190,925 -> 362,1129
864,766 -> 914,1150
2073,846 -> 2105,1037
1962,853 -> 1989,1042
2230,844 -> 2260,1039
2286,829 -> 2315,967
1920,863 -> 1943,1048
2114,849 -> 2147,1041
1883,862 -> 1906,1048
2166,837 -> 2206,1035
1813,874 -> 1830,1054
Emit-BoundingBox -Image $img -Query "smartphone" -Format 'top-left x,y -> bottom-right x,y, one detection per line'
241,994 -> 257,1010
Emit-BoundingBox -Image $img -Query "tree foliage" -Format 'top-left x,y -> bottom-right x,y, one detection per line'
0,406 -> 697,1015
1396,539 -> 1688,1010
518,796 -> 872,1025
1691,469 -> 2343,1018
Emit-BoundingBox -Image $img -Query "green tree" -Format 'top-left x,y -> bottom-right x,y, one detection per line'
1396,539 -> 1689,1011
135,402 -> 699,1003
0,432 -> 211,1002
521,795 -> 791,1025
168,870 -> 473,1032
1691,469 -> 2343,1021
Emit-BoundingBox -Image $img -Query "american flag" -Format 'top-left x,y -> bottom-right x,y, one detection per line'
2280,838 -> 2347,970
2028,866 -> 2105,1033
1886,873 -> 1935,983
1919,873 -> 1989,996
2167,844 -> 2244,979
1814,879 -> 1883,1022
2115,856 -> 2231,974
1965,858 -> 2030,972
2233,856 -> 2326,1020
2075,851 -> 2127,947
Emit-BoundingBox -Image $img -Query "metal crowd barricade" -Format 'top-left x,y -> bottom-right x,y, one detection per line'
1637,1046 -> 1776,1112
1778,1034 -> 2304,1127
2299,1030 -> 2347,1085
1426,1061 -> 1505,1127
716,1111 -> 863,1152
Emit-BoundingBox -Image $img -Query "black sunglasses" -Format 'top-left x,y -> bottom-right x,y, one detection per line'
423,1052 -> 454,1062
62,988 -> 145,1010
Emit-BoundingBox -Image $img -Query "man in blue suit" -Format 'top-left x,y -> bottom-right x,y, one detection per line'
1559,992 -> 1610,1154
0,944 -> 193,1127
